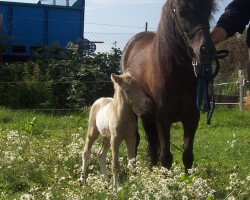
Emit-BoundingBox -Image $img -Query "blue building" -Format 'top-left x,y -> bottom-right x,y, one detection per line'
0,0 -> 95,60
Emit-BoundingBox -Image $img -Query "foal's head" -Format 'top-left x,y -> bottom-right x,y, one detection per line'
173,0 -> 216,65
111,71 -> 152,117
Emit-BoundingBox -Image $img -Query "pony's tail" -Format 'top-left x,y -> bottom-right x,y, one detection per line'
141,119 -> 160,166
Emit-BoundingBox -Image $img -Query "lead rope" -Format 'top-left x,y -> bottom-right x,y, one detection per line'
194,50 -> 229,125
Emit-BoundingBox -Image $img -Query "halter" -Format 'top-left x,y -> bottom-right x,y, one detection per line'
170,0 -> 229,125
170,3 -> 209,60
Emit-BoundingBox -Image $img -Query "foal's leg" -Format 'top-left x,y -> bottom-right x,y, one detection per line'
182,113 -> 199,172
158,122 -> 173,169
80,126 -> 99,185
125,130 -> 137,171
110,134 -> 122,192
98,136 -> 110,178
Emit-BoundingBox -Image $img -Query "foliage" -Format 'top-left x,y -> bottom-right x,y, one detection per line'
0,108 -> 249,199
215,30 -> 249,94
0,44 -> 122,109
216,31 -> 248,82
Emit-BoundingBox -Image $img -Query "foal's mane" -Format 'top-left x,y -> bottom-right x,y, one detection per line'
112,74 -> 129,101
153,0 -> 216,80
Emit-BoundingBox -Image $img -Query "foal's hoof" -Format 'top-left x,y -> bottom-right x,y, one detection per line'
100,173 -> 109,179
113,186 -> 118,193
78,177 -> 86,186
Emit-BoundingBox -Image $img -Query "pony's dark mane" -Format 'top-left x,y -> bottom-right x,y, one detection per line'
153,0 -> 216,82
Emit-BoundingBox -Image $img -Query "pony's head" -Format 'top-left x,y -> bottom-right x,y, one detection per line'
111,70 -> 152,117
155,0 -> 216,75
172,0 -> 216,66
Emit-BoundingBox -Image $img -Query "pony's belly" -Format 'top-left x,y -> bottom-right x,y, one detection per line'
96,104 -> 111,136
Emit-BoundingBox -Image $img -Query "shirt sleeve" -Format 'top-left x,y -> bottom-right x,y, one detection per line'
216,0 -> 250,38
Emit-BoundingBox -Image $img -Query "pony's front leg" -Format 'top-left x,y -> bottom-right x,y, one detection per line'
182,113 -> 199,172
111,134 -> 122,192
157,122 -> 173,169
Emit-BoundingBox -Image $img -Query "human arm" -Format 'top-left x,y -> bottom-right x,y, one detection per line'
211,27 -> 228,45
211,0 -> 250,44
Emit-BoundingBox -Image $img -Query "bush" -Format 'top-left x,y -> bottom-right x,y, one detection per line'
0,44 -> 122,109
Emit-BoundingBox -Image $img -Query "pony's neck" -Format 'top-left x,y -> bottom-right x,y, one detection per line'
153,0 -> 190,76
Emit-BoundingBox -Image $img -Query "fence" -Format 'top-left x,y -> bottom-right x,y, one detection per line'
214,70 -> 250,112
0,71 -> 249,112
84,32 -> 137,53
0,31 -> 250,112
84,21 -> 155,52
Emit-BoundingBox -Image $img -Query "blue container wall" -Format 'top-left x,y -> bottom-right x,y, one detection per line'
0,4 -> 11,55
48,9 -> 83,47
0,1 -> 85,57
12,6 -> 45,50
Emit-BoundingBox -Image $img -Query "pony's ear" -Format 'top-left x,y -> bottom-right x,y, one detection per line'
111,73 -> 123,85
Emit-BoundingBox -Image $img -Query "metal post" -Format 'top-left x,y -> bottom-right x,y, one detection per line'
239,70 -> 244,112
145,22 -> 148,31
248,48 -> 250,81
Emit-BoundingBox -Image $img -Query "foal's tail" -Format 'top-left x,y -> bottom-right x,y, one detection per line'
141,119 -> 160,166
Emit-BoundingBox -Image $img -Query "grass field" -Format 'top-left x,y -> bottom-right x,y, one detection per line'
0,107 -> 249,199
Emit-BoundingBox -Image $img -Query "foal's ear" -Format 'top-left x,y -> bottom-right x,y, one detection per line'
125,68 -> 131,76
111,73 -> 123,85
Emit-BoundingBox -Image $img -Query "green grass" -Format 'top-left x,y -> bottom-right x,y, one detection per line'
0,107 -> 249,199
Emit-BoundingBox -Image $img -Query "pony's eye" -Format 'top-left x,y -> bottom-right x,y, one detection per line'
178,10 -> 187,18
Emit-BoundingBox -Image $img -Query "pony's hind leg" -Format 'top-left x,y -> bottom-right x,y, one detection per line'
80,127 -> 99,185
135,130 -> 140,156
141,119 -> 160,166
134,116 -> 140,157
182,113 -> 199,172
98,136 -> 110,178
158,122 -> 173,169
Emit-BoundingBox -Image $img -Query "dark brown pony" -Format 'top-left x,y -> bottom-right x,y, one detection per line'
121,0 -> 216,171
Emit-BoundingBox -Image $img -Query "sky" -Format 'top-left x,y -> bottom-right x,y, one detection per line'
85,0 -> 232,33
84,0 -> 232,51
0,0 -> 233,51
1,0 -> 233,33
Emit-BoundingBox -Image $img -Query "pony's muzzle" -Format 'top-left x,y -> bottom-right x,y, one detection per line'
199,43 -> 215,64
